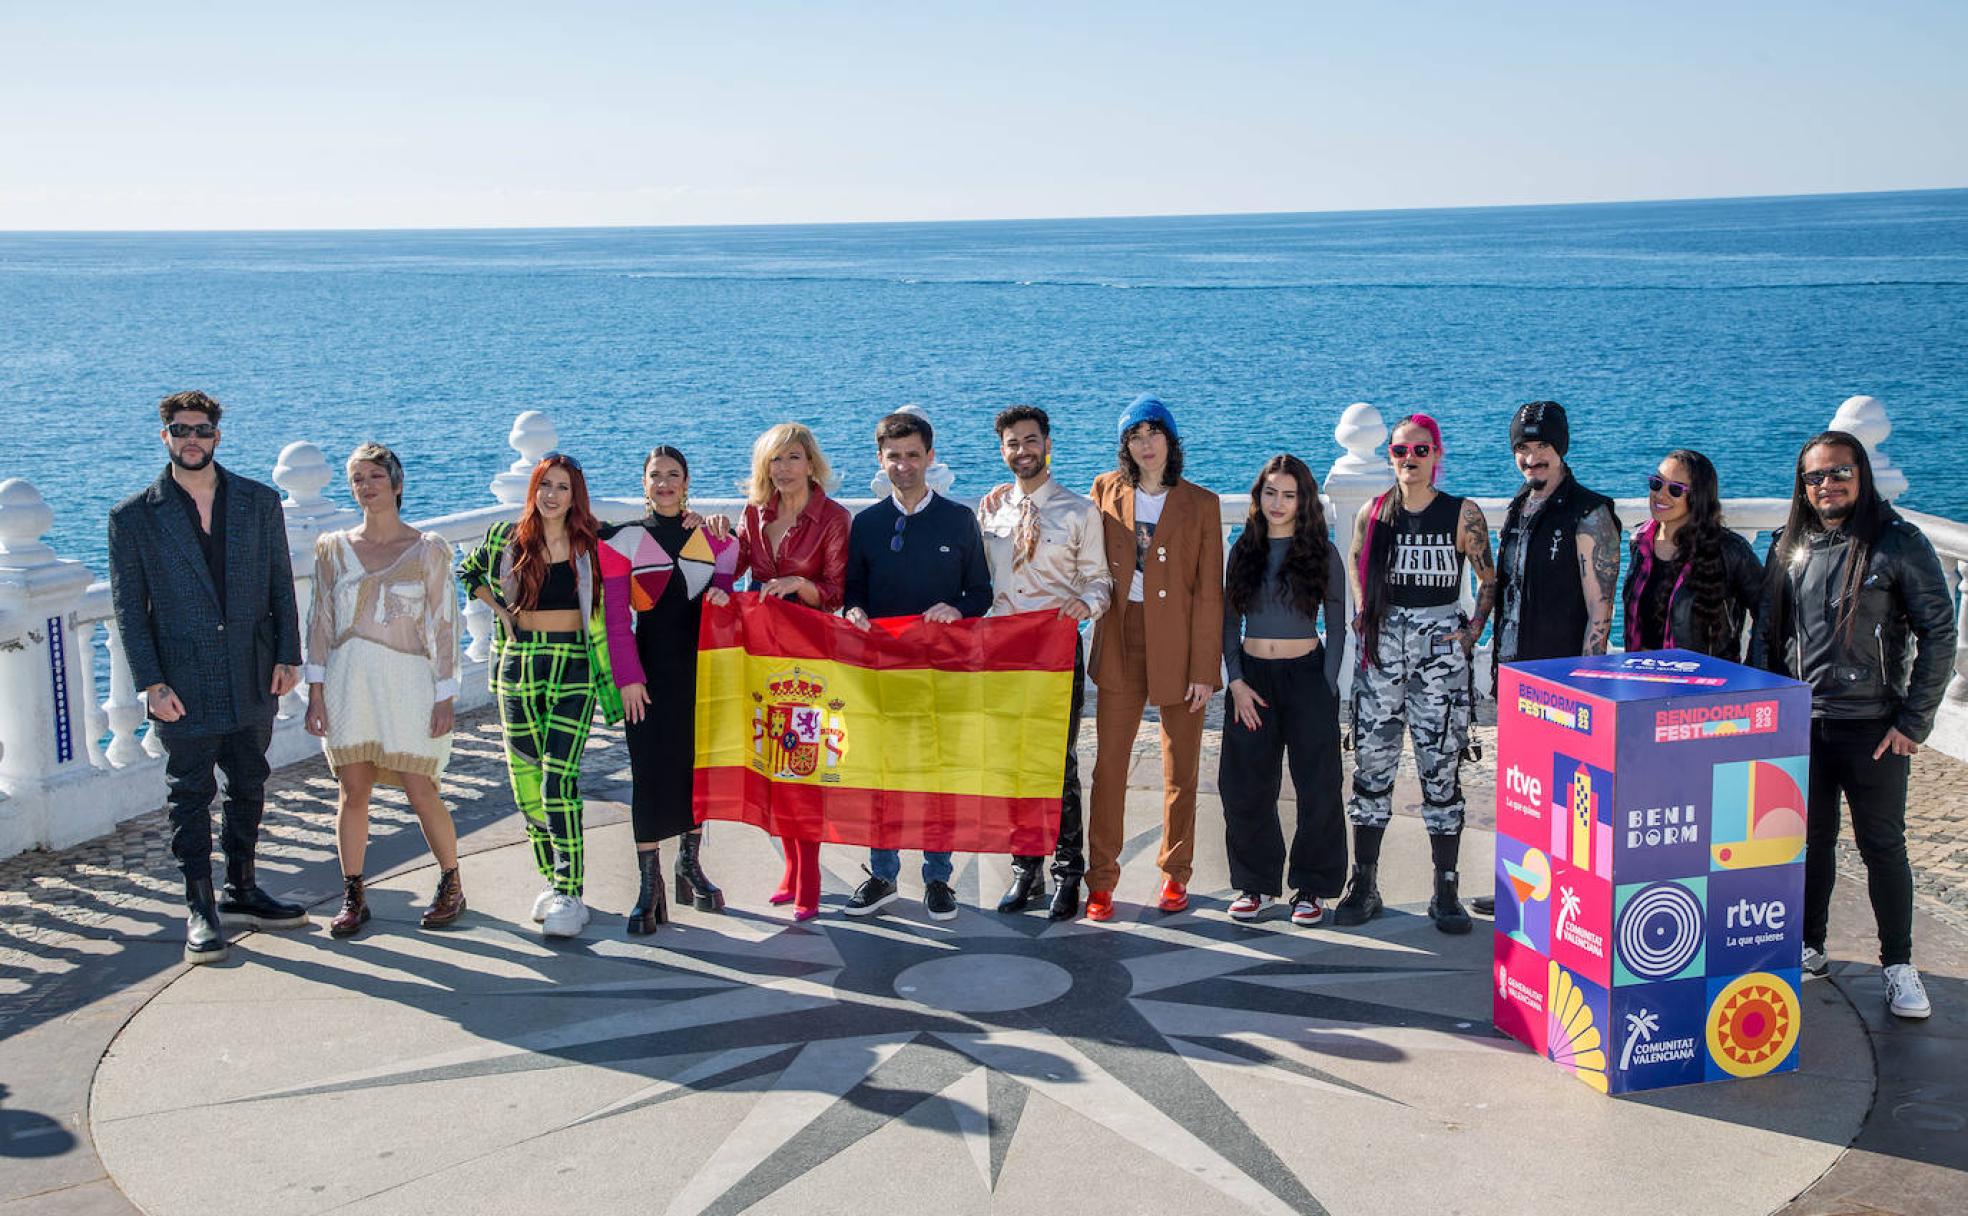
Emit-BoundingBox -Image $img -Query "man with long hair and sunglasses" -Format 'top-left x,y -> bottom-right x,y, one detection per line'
840,411 -> 992,920
1751,431 -> 1956,1019
108,391 -> 308,964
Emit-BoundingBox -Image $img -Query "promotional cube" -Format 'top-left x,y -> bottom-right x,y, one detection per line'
1492,649 -> 1811,1094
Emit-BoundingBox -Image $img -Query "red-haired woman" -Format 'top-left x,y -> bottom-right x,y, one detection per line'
705,422 -> 849,921
460,453 -> 623,939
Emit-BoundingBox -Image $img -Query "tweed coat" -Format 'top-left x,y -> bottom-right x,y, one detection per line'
107,464 -> 301,739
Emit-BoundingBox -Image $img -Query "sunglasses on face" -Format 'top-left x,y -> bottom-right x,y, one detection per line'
1388,443 -> 1434,459
541,451 -> 583,472
1802,464 -> 1857,488
166,422 -> 217,439
1647,474 -> 1688,499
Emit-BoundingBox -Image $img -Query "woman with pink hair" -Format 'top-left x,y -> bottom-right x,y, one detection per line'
1338,414 -> 1496,935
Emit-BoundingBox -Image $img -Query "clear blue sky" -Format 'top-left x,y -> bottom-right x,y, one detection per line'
3,1 -> 1963,230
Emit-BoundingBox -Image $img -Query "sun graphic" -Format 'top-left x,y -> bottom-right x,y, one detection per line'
1706,972 -> 1799,1078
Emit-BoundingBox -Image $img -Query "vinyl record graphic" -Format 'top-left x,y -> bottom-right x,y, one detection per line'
1616,882 -> 1703,981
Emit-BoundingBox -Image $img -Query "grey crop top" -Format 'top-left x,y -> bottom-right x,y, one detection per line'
1223,538 -> 1349,688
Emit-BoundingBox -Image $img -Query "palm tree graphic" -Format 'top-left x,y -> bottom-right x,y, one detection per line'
1556,886 -> 1582,938
1620,1009 -> 1661,1071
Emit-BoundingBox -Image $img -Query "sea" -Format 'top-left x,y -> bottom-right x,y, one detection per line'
3,188 -> 1966,576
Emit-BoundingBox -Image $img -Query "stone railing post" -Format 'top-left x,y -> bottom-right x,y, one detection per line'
272,441 -> 359,719
1323,402 -> 1393,692
1949,559 -> 1968,705
0,479 -> 98,848
100,624 -> 149,765
491,410 -> 559,505
1829,395 -> 1908,501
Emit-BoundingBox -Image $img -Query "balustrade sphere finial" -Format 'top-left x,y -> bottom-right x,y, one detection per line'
1331,403 -> 1389,476
492,411 -> 561,504
1829,395 -> 1908,501
0,478 -> 55,563
271,442 -> 335,520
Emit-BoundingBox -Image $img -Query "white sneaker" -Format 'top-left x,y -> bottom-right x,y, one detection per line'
1884,963 -> 1931,1020
541,893 -> 590,939
530,887 -> 557,923
1228,892 -> 1272,922
1801,946 -> 1830,978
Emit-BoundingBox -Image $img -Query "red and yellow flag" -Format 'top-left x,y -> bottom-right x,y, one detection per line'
693,594 -> 1077,854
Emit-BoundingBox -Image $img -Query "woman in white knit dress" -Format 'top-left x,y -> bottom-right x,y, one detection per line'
303,443 -> 465,937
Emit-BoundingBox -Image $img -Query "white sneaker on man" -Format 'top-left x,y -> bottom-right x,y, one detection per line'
541,893 -> 590,939
1883,963 -> 1931,1019
531,887 -> 557,923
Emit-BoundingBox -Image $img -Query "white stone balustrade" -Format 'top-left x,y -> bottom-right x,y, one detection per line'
0,395 -> 1961,861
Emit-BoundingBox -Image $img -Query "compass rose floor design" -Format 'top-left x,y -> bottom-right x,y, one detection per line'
91,815 -> 1873,1216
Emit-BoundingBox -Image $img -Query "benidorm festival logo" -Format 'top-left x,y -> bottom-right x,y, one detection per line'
1517,683 -> 1593,734
1655,699 -> 1779,743
1710,757 -> 1807,870
751,665 -> 848,782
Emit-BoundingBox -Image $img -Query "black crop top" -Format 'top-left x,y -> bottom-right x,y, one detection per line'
536,560 -> 579,611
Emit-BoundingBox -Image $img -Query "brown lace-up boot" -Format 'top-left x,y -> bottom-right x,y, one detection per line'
421,866 -> 466,928
329,875 -> 370,938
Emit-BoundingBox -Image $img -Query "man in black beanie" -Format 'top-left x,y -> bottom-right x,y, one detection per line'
1472,400 -> 1620,915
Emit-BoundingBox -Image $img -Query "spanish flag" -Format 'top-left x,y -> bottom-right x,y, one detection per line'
694,594 -> 1078,855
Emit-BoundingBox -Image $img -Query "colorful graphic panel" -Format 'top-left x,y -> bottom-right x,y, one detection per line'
1609,980 -> 1708,1092
1548,856 -> 1612,988
1705,865 -> 1803,977
1711,756 -> 1809,871
1704,970 -> 1803,1081
1550,752 -> 1614,881
1494,835 -> 1553,955
1613,877 -> 1706,987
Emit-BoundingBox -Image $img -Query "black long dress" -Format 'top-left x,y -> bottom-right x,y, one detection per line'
607,512 -> 711,843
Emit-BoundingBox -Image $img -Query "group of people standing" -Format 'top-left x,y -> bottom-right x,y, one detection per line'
108,389 -> 1955,1020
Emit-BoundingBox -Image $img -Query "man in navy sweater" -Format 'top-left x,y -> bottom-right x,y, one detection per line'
843,411 -> 993,919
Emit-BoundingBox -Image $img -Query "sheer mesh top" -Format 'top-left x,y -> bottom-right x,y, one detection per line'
303,530 -> 460,701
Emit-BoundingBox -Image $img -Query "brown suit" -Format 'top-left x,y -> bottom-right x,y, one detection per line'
1086,472 -> 1225,891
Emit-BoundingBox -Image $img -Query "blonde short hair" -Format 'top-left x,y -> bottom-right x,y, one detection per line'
347,442 -> 404,508
746,423 -> 832,505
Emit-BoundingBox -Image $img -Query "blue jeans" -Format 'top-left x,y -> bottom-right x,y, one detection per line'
870,849 -> 953,884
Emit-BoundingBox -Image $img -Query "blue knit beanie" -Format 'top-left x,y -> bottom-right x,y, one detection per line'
1117,393 -> 1178,441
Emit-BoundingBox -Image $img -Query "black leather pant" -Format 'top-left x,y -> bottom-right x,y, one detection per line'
161,720 -> 275,883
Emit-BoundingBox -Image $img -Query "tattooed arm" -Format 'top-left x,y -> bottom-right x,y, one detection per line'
1451,498 -> 1495,652
1347,501 -> 1372,635
1576,504 -> 1620,655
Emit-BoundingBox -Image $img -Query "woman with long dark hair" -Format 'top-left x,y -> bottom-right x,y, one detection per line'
1341,414 -> 1494,934
460,453 -> 623,939
600,446 -> 738,934
1621,449 -> 1763,659
1084,394 -> 1224,921
1217,455 -> 1348,926
704,422 -> 850,921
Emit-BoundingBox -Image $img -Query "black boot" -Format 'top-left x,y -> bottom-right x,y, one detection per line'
674,831 -> 724,912
185,877 -> 230,965
1332,863 -> 1383,927
629,849 -> 669,935
997,861 -> 1047,913
219,856 -> 308,929
1048,876 -> 1082,921
1429,869 -> 1472,935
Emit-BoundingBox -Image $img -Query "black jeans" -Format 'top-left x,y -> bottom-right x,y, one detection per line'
1218,650 -> 1347,898
1017,640 -> 1087,883
161,720 -> 276,883
1803,717 -> 1914,966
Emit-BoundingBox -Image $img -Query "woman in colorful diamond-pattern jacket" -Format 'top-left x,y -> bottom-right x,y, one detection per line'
599,445 -> 739,935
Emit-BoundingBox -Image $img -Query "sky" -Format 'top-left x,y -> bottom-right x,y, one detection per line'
2,1 -> 1964,230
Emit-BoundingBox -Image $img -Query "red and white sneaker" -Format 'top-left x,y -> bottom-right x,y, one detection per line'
1290,893 -> 1325,927
1228,891 -> 1272,922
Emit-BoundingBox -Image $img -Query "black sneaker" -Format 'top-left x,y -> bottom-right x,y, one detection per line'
924,880 -> 959,921
218,883 -> 309,930
844,874 -> 899,917
1472,895 -> 1496,916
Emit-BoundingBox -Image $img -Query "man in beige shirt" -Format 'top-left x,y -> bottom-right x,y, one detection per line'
977,405 -> 1112,919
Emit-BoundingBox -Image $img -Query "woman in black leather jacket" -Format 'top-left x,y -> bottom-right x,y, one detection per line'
1621,449 -> 1764,659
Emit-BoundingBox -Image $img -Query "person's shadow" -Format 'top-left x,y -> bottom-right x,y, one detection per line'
0,1084 -> 77,1158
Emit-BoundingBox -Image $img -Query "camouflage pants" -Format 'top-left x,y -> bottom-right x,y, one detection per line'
1348,603 -> 1471,835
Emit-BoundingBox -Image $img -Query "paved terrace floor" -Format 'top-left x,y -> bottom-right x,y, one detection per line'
1,702 -> 1965,1215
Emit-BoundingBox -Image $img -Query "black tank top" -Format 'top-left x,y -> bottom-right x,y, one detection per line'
1384,492 -> 1466,608
536,559 -> 579,611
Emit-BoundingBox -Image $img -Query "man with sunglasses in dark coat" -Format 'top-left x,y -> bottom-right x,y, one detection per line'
1751,430 -> 1956,1019
108,391 -> 307,964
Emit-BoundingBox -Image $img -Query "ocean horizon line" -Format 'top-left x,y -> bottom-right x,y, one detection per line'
3,184 -> 1964,238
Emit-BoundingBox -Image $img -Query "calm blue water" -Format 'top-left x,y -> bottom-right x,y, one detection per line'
5,189 -> 1966,575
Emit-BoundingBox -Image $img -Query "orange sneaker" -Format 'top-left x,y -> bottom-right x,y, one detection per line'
1085,890 -> 1116,921
1158,878 -> 1189,913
